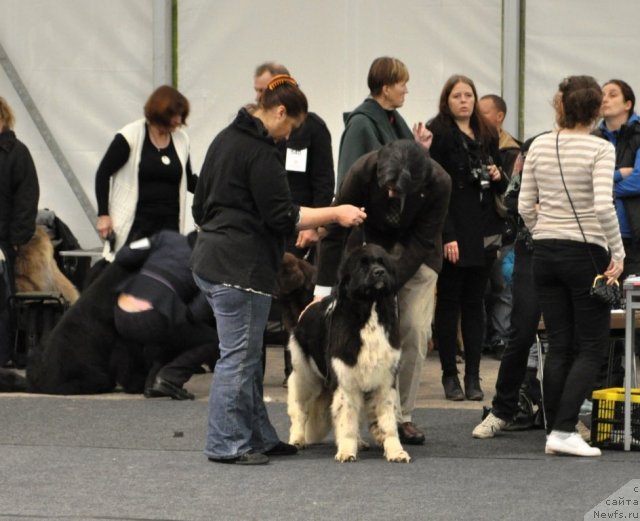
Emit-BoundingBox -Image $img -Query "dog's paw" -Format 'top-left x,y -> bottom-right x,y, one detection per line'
288,435 -> 307,449
385,449 -> 411,463
335,451 -> 357,463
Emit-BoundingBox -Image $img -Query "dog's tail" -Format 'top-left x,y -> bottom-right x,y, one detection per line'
0,368 -> 28,392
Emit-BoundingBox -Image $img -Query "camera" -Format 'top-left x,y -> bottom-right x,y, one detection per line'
470,164 -> 492,190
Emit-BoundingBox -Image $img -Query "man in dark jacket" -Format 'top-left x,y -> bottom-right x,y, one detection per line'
315,140 -> 451,444
113,230 -> 218,399
254,62 -> 336,382
0,97 -> 39,366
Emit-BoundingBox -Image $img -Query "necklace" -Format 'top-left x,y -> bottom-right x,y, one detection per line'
148,126 -> 171,165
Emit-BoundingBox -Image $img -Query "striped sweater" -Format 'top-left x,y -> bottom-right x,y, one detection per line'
519,131 -> 624,262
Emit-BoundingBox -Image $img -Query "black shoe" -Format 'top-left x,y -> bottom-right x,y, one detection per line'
144,377 -> 194,400
397,422 -> 426,445
442,375 -> 465,401
209,451 -> 269,465
264,441 -> 298,456
464,375 -> 484,401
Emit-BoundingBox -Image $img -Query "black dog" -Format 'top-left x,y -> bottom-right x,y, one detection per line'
287,243 -> 410,463
0,262 -> 147,394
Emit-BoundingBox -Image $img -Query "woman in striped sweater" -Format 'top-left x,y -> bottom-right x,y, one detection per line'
519,75 -> 624,457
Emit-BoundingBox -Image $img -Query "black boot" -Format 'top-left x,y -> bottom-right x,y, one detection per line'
464,375 -> 484,401
442,375 -> 465,401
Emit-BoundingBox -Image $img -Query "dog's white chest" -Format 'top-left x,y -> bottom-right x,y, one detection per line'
333,306 -> 399,393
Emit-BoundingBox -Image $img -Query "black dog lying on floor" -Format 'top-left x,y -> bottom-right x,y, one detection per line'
287,243 -> 410,463
0,262 -> 148,394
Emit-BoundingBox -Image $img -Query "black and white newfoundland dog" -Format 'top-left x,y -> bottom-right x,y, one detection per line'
287,243 -> 410,463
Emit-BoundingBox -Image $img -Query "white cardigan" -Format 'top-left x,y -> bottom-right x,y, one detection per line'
108,118 -> 190,252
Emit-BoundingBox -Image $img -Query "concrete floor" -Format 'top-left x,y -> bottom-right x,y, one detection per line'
186,347 -> 502,411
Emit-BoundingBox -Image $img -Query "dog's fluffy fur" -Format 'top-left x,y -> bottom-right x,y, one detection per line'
287,243 -> 410,463
276,253 -> 316,333
14,225 -> 80,304
0,262 -> 147,394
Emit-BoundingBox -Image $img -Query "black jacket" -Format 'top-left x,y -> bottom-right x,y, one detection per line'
0,130 -> 39,247
277,112 -> 334,208
427,116 -> 507,267
191,108 -> 299,294
317,148 -> 451,289
115,230 -> 211,326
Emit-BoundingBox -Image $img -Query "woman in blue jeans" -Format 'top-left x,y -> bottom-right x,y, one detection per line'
190,75 -> 366,465
519,75 -> 624,457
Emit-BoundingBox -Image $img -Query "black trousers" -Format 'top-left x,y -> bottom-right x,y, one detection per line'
533,239 -> 611,433
113,306 -> 218,388
435,252 -> 495,378
0,243 -> 16,366
491,240 -> 541,421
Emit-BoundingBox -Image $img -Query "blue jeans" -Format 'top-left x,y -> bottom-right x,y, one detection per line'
533,239 -> 610,433
193,275 -> 280,459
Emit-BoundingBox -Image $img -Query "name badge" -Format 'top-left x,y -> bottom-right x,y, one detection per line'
285,148 -> 308,172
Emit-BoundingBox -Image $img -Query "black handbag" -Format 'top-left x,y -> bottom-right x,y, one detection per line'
590,275 -> 622,308
556,132 -> 622,309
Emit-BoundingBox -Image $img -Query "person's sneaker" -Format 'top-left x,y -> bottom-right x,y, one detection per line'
442,375 -> 465,401
545,431 -> 601,457
208,451 -> 270,465
472,412 -> 509,439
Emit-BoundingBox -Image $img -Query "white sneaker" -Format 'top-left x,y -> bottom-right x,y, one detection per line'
545,431 -> 601,457
472,412 -> 508,439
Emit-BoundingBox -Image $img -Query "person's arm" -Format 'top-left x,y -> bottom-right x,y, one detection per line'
614,148 -> 640,197
518,147 -> 539,233
10,143 -> 39,247
393,162 -> 451,288
593,144 -> 625,264
337,115 -> 383,188
185,157 -> 198,193
95,134 -> 130,238
297,205 -> 365,230
308,118 -> 335,208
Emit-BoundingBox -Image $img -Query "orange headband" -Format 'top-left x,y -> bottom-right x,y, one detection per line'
267,74 -> 298,90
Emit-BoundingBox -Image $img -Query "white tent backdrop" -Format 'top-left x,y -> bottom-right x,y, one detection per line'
523,0 -> 640,139
1,0 -> 639,248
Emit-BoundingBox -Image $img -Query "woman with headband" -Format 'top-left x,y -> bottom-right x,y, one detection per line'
191,74 -> 366,465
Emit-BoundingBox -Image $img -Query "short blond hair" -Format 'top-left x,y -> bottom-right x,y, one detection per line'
0,97 -> 16,130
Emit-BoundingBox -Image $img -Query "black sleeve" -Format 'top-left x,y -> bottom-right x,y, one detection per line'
185,156 -> 198,193
95,134 -> 130,215
307,116 -> 335,207
10,142 -> 40,246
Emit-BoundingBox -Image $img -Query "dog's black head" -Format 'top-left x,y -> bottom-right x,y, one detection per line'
337,243 -> 397,301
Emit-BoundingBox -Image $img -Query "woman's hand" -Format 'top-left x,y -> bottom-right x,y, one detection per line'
96,215 -> 113,239
604,258 -> 624,284
619,167 -> 633,178
296,228 -> 320,249
487,164 -> 501,181
413,122 -> 433,150
334,205 -> 367,227
444,240 -> 459,264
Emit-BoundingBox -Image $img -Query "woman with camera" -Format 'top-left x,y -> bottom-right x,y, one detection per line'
519,76 -> 623,456
427,74 -> 507,401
